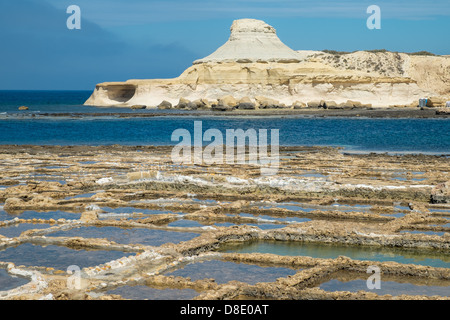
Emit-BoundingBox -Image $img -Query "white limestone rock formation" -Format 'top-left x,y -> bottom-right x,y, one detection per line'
193,19 -> 302,64
84,19 -> 448,109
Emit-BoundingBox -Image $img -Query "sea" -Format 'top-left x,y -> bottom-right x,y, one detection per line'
0,90 -> 449,155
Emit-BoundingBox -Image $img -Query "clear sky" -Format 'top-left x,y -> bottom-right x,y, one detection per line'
1,0 -> 449,90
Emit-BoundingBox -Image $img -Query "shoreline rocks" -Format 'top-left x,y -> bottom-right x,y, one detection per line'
238,97 -> 256,110
176,98 -> 190,109
157,100 -> 172,110
130,105 -> 146,110
152,96 -> 440,112
213,95 -> 238,111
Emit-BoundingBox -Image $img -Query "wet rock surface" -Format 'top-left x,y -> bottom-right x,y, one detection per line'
0,145 -> 448,300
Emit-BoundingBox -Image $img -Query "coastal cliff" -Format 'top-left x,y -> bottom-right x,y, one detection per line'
84,19 -> 449,109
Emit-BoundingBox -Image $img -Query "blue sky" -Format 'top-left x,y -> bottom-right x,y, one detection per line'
1,0 -> 449,90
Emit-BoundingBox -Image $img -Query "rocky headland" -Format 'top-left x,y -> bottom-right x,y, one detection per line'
85,19 -> 450,110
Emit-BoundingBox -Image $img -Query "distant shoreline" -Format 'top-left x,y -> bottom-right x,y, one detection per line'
4,107 -> 449,119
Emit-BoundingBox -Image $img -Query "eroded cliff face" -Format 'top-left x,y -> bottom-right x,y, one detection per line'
407,55 -> 450,96
310,50 -> 450,97
84,19 -> 449,108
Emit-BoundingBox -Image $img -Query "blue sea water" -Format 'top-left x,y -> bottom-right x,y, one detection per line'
0,90 -> 449,154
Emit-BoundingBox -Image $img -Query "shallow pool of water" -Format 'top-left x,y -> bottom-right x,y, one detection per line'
166,259 -> 298,285
240,213 -> 311,225
391,176 -> 426,182
47,226 -> 200,246
260,202 -> 372,214
0,223 -> 52,238
167,219 -> 204,228
78,161 -> 98,165
213,222 -> 287,230
432,223 -> 450,228
0,210 -> 80,221
258,203 -> 315,213
191,198 -> 221,206
429,208 -> 450,214
64,193 -> 98,200
320,275 -> 449,297
0,243 -> 136,270
220,241 -> 450,268
394,205 -> 411,211
216,213 -> 309,229
107,285 -> 199,300
100,207 -> 182,216
400,230 -> 447,237
0,268 -> 29,292
381,212 -> 406,218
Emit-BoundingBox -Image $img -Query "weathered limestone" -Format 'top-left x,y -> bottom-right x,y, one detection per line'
307,101 -> 321,108
322,100 -> 339,109
176,97 -> 190,109
213,95 -> 237,111
238,97 -> 256,110
4,194 -> 65,212
427,96 -> 450,108
431,181 -> 450,204
292,101 -> 306,109
157,100 -> 172,109
255,96 -> 280,109
194,19 -> 302,64
339,100 -> 363,108
175,97 -> 210,110
80,211 -> 99,223
84,19 -> 445,109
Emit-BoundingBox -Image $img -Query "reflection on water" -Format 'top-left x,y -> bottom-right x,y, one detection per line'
220,241 -> 450,268
167,260 -> 298,285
